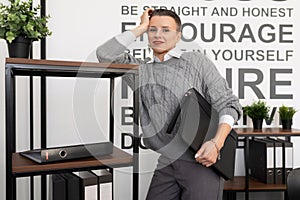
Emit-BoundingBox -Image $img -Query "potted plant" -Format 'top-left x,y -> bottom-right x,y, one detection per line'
278,105 -> 297,130
0,0 -> 51,58
244,100 -> 270,130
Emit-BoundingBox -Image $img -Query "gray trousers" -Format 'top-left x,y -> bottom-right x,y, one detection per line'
146,158 -> 224,200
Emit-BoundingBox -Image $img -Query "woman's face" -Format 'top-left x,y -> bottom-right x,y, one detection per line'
147,16 -> 181,60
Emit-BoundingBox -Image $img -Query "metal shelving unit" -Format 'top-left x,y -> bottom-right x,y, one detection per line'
5,58 -> 139,200
224,127 -> 300,200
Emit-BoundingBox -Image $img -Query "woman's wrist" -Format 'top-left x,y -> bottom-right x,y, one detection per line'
131,24 -> 148,37
210,139 -> 221,160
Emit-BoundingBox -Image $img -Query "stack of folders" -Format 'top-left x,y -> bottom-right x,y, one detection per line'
249,138 -> 293,184
51,169 -> 112,200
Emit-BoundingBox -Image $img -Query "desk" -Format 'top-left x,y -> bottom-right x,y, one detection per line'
224,127 -> 300,200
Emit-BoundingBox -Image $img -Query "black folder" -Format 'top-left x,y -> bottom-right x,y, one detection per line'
90,169 -> 113,200
20,142 -> 113,164
263,138 -> 284,184
270,138 -> 294,183
282,140 -> 293,183
61,173 -> 82,200
74,171 -> 99,200
249,138 -> 274,184
51,174 -> 67,200
167,88 -> 237,180
73,170 -> 112,199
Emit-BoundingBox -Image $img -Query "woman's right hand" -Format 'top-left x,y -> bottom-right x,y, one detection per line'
131,8 -> 154,37
139,8 -> 153,27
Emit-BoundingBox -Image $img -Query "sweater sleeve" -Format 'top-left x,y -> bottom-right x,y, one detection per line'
96,31 -> 144,65
193,53 -> 242,123
96,31 -> 146,90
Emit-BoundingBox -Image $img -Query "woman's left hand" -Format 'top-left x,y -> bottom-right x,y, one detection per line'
194,140 -> 219,167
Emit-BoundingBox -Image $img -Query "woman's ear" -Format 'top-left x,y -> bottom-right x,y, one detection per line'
176,31 -> 182,43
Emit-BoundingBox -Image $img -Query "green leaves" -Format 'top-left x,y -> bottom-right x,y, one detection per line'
244,100 -> 270,120
0,0 -> 51,43
6,31 -> 15,43
20,14 -> 27,22
0,28 -> 5,38
278,105 -> 297,120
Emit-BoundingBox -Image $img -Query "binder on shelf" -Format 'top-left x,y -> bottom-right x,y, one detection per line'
19,142 -> 113,164
72,170 -> 112,200
90,169 -> 113,200
269,138 -> 294,183
73,171 -> 98,200
249,138 -> 274,184
90,169 -> 112,184
50,174 -> 66,200
282,140 -> 293,183
263,138 -> 283,184
61,173 -> 82,200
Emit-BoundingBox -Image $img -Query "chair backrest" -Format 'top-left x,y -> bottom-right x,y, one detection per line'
287,168 -> 300,200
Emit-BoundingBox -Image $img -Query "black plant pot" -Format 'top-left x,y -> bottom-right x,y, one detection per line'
282,119 -> 293,130
7,36 -> 32,58
252,119 -> 263,130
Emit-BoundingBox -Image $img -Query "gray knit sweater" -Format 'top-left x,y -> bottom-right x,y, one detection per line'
96,32 -> 242,161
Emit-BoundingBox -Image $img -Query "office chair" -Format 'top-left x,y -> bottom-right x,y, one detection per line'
287,168 -> 300,200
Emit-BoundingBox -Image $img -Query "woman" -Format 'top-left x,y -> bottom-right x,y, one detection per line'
97,8 -> 242,200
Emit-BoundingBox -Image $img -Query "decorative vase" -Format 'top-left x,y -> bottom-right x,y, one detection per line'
7,36 -> 32,58
281,119 -> 292,130
252,119 -> 263,130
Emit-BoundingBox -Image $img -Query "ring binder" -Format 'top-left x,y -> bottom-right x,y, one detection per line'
249,138 -> 274,184
268,137 -> 294,184
263,138 -> 283,184
51,174 -> 66,200
20,142 -> 113,164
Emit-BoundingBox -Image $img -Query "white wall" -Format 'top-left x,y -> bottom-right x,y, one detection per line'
1,3 -> 9,200
1,0 -> 300,200
1,39 -> 7,200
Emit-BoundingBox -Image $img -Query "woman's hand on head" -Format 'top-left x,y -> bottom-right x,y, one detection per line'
140,8 -> 154,27
131,8 -> 154,37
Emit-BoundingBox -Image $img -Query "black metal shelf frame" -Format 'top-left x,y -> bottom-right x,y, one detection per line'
5,62 -> 139,200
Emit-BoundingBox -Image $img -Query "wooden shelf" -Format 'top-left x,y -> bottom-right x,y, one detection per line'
6,57 -> 138,70
234,127 -> 300,137
224,176 -> 286,191
13,146 -> 132,177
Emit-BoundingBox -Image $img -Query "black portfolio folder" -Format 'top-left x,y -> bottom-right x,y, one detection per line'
20,142 -> 113,164
167,88 -> 237,180
249,138 -> 274,184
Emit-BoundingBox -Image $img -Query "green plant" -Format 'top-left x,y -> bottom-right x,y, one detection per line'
278,105 -> 297,120
244,100 -> 270,120
0,0 -> 51,43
